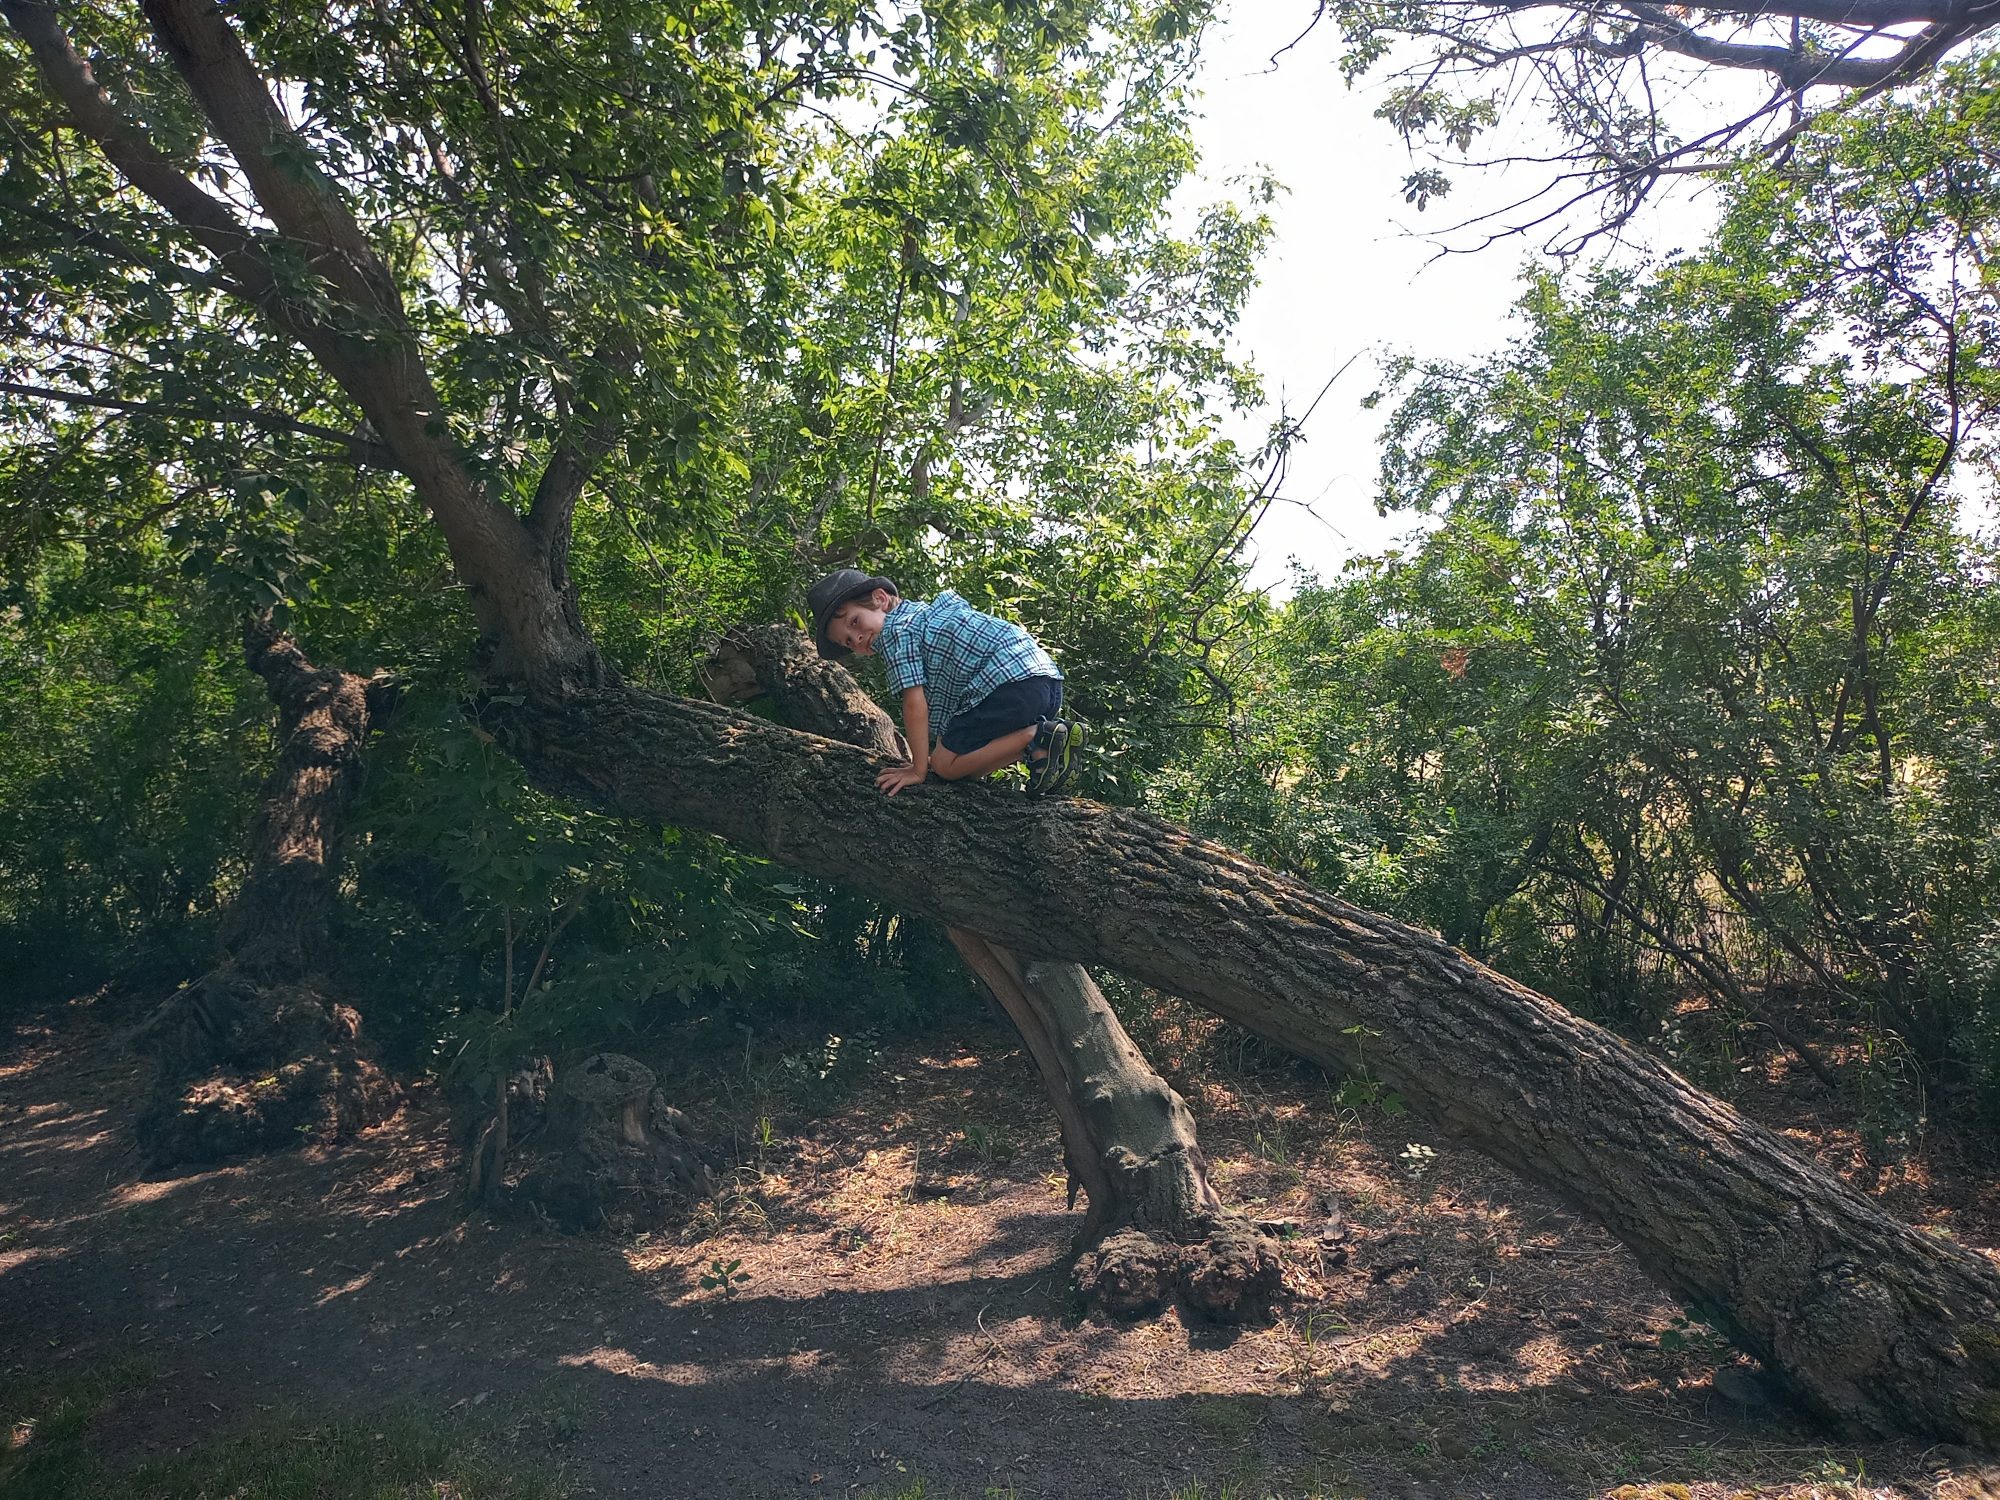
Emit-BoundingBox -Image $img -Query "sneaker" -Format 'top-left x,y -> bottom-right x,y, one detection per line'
1042,717 -> 1084,795
1027,718 -> 1082,796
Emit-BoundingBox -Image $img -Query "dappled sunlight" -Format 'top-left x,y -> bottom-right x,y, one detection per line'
315,1268 -> 378,1306
0,1243 -> 68,1277
558,1344 -> 799,1387
5,1000 -> 1990,1496
108,1175 -> 207,1209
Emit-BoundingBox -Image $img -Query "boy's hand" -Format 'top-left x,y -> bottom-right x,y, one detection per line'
876,762 -> 927,796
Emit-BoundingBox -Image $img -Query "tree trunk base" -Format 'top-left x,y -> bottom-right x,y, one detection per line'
1074,1218 -> 1288,1322
482,1052 -> 716,1230
132,973 -> 399,1170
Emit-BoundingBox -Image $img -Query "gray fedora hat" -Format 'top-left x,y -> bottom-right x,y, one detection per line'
807,569 -> 897,658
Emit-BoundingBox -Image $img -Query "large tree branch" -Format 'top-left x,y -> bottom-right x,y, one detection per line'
137,0 -> 403,323
0,380 -> 396,466
1482,0 -> 1997,37
1596,1 -> 1992,89
1,0 -> 261,269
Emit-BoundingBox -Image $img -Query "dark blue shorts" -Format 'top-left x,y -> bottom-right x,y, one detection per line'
938,676 -> 1063,754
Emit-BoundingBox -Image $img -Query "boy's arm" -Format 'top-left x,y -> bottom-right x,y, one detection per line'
877,685 -> 929,795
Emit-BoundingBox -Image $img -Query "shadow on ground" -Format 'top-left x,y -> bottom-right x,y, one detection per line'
2,993 -> 1993,1500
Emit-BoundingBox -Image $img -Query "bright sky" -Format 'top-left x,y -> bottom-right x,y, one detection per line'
1183,7 -> 1724,590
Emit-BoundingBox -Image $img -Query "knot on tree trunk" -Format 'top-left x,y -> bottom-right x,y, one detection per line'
505,1052 -> 717,1230
1073,1218 -> 1287,1323
704,623 -> 906,758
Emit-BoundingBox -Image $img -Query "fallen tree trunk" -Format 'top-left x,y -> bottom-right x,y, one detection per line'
133,614 -> 400,1167
487,681 -> 2000,1443
706,626 -> 1274,1317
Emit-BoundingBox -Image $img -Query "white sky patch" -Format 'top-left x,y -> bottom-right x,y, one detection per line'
1180,7 -> 1729,591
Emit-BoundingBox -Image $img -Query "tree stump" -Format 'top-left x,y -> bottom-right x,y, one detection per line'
133,616 -> 399,1169
506,1053 -> 715,1229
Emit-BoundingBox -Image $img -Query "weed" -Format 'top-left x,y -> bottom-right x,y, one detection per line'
960,1120 -> 1016,1164
1657,1306 -> 1734,1361
1330,1075 -> 1405,1119
1285,1308 -> 1350,1386
1254,1117 -> 1294,1167
1398,1141 -> 1439,1201
698,1255 -> 751,1298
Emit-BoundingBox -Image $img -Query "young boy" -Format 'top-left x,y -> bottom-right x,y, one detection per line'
808,568 -> 1082,797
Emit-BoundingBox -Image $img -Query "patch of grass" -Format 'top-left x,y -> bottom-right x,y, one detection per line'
1,1357 -> 156,1497
1187,1396 -> 1264,1442
859,1478 -> 944,1499
1,1361 -> 565,1499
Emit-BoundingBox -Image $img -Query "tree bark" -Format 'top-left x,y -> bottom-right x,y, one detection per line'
704,626 -> 1274,1315
133,615 -> 399,1167
482,680 -> 2000,1444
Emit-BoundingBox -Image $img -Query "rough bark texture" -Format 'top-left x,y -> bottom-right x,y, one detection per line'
704,626 -> 1278,1316
134,616 -> 399,1167
485,681 -> 2000,1444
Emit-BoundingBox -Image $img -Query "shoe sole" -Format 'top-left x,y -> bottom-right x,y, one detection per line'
1026,719 -> 1071,796
1040,719 -> 1084,796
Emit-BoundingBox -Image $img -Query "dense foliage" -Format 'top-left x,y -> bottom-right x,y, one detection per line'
0,0 -> 1273,1100
2,0 -> 1996,1147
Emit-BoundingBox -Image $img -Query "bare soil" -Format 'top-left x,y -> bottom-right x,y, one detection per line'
3,986 -> 1998,1500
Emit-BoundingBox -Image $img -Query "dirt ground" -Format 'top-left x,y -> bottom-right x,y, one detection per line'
3,986 -> 1999,1500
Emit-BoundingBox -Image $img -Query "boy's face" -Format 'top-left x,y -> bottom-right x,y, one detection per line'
827,588 -> 895,656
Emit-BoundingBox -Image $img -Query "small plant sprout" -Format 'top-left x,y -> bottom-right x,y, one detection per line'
698,1256 -> 750,1299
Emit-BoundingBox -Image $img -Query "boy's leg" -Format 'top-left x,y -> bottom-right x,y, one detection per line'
931,725 -> 1038,781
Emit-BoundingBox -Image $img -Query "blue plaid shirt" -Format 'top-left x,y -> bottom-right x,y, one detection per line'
876,590 -> 1061,745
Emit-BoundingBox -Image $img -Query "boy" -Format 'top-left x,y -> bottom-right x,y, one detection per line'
808,568 -> 1082,797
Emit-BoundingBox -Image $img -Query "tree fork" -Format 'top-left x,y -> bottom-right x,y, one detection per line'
485,680 -> 2000,1443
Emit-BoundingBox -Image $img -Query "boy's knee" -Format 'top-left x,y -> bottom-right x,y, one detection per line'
931,752 -> 968,780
